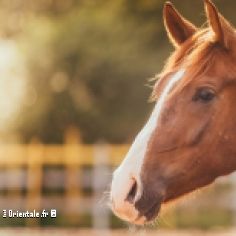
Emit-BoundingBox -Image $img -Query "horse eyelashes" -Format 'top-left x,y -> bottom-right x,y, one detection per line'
192,88 -> 216,103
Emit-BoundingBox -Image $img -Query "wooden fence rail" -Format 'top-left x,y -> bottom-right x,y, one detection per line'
1,132 -> 236,229
0,141 -> 129,227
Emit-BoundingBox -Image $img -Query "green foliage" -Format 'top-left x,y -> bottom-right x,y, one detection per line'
13,0 -> 168,143
2,0 -> 236,143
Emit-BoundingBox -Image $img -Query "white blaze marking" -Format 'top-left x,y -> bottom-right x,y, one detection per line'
111,69 -> 185,213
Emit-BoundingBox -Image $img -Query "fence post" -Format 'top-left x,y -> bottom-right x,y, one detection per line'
92,142 -> 110,232
26,138 -> 43,226
228,173 -> 236,225
64,127 -> 82,221
6,145 -> 24,200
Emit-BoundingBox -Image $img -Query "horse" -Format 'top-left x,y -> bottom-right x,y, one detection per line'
110,0 -> 236,225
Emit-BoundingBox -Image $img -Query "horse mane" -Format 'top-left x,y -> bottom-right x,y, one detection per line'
151,25 -> 236,100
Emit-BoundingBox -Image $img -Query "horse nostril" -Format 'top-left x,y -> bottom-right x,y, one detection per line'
126,179 -> 138,204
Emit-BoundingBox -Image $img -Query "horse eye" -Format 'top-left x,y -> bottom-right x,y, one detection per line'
193,88 -> 216,103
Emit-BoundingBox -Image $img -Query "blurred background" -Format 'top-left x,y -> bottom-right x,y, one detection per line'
0,0 -> 236,235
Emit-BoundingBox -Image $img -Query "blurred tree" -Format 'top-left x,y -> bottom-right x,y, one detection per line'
0,0 -> 235,143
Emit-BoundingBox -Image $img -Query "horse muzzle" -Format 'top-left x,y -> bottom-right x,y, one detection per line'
110,167 -> 164,225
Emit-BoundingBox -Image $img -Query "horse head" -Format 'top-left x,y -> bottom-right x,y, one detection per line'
110,0 -> 236,225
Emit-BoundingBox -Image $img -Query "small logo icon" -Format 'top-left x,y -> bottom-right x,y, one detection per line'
3,210 -> 6,218
51,209 -> 57,218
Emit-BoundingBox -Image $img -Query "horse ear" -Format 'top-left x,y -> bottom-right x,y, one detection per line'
204,0 -> 234,48
163,2 -> 197,48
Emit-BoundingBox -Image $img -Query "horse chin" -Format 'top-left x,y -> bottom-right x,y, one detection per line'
132,201 -> 162,225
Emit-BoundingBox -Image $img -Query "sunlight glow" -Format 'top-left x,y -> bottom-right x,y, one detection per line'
0,40 -> 27,131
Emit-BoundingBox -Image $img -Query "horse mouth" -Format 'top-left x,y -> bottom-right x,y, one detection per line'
134,200 -> 161,224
